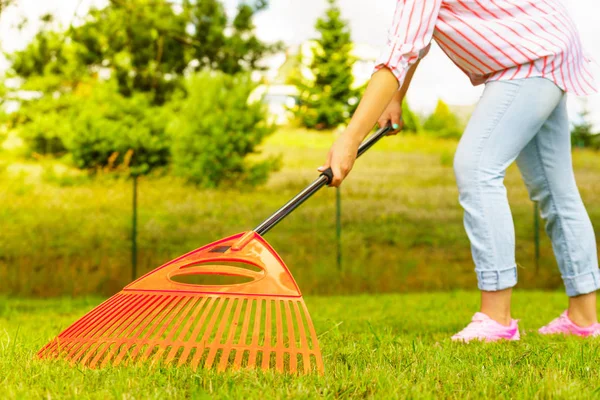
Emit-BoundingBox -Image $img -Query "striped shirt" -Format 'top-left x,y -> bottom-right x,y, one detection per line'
374,0 -> 597,96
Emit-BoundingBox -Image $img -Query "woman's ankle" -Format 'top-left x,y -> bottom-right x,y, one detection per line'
480,288 -> 513,326
568,291 -> 598,327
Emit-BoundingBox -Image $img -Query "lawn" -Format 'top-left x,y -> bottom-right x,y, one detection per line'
2,128 -> 599,296
1,292 -> 599,399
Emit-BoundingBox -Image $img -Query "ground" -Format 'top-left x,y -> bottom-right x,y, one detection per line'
2,291 -> 600,399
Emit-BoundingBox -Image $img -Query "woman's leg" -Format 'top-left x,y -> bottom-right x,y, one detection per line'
454,77 -> 564,325
516,95 -> 600,326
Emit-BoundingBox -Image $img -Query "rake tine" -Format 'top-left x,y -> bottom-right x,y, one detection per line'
301,301 -> 324,374
163,297 -> 206,365
45,295 -> 127,359
108,295 -> 169,367
262,299 -> 272,370
275,300 -> 284,373
81,295 -> 159,368
103,296 -> 180,368
247,299 -> 262,369
39,295 -> 124,358
218,297 -> 244,372
196,298 -> 232,370
139,297 -> 191,364
292,301 -> 310,374
63,295 -> 125,339
204,297 -> 235,369
284,300 -> 297,373
126,296 -> 179,363
68,295 -> 149,364
80,295 -> 157,367
178,297 -> 219,367
233,299 -> 254,369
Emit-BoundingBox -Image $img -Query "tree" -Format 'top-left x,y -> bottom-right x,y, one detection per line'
185,0 -> 279,75
423,100 -> 462,139
292,0 -> 357,130
169,71 -> 279,188
69,0 -> 189,105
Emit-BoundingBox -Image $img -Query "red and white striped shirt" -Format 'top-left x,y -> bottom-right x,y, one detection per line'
375,0 -> 597,96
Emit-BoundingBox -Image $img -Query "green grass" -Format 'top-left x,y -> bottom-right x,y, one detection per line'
1,128 -> 599,296
2,292 -> 600,399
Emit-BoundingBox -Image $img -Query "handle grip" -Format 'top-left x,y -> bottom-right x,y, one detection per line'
320,124 -> 393,185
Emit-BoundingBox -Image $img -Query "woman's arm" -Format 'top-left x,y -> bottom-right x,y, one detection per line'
319,0 -> 440,187
378,58 -> 422,134
318,61 -> 421,187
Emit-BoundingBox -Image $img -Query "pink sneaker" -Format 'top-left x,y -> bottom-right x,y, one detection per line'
451,312 -> 520,342
538,311 -> 600,337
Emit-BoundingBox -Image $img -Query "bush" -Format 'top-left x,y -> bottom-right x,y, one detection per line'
63,82 -> 171,175
14,94 -> 71,156
168,71 -> 279,188
423,99 -> 462,139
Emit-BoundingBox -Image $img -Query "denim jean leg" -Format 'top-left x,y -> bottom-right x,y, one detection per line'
455,78 -> 564,291
516,96 -> 600,297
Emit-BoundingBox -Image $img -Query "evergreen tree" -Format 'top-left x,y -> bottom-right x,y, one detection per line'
292,0 -> 357,130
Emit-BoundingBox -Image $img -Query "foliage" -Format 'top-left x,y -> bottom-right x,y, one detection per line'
11,93 -> 71,156
423,99 -> 463,139
63,81 -> 172,176
69,0 -> 189,105
13,80 -> 171,173
571,104 -> 599,150
168,71 -> 278,187
9,20 -> 88,94
291,0 -> 357,130
185,0 -> 280,75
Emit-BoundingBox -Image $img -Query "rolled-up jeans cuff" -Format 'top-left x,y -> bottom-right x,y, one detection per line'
476,265 -> 517,291
563,269 -> 600,297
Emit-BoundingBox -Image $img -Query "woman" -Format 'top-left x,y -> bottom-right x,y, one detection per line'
319,0 -> 600,341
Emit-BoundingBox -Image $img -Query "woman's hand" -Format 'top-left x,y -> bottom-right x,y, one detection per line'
317,134 -> 360,187
377,93 -> 403,135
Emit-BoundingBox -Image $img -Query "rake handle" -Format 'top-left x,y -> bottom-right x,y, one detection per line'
253,124 -> 393,236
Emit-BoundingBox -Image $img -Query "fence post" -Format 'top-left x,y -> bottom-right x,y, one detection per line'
336,186 -> 342,271
132,175 -> 138,281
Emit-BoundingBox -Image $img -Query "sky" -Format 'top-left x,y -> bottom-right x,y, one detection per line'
2,0 -> 600,125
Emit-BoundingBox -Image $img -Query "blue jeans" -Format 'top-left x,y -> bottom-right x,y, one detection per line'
454,77 -> 600,297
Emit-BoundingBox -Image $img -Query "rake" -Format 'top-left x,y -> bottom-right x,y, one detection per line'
37,125 -> 392,374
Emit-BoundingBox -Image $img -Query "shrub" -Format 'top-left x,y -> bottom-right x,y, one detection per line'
423,99 -> 462,139
62,81 -> 171,175
168,71 -> 279,188
14,94 -> 71,156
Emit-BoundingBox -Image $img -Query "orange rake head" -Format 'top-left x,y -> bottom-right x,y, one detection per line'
37,231 -> 323,374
